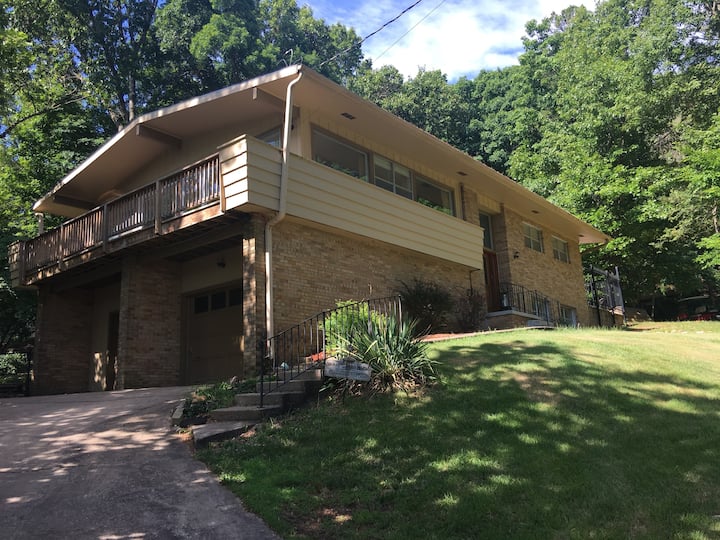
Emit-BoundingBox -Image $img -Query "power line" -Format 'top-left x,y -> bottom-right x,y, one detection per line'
319,0 -> 426,68
374,0 -> 448,63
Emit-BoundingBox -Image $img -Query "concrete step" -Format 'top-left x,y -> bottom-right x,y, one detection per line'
192,421 -> 256,447
234,392 -> 283,407
234,390 -> 308,408
210,404 -> 283,422
256,379 -> 308,393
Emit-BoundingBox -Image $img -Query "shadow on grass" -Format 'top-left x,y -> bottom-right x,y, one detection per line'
200,338 -> 720,539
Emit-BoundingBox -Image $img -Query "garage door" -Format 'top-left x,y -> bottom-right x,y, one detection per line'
186,286 -> 244,384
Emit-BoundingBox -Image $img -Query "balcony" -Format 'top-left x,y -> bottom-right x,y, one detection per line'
9,155 -> 222,287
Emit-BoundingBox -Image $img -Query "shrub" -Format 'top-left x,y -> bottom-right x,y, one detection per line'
0,353 -> 28,384
324,300 -> 385,354
183,380 -> 238,419
399,279 -> 453,333
456,289 -> 486,331
338,316 -> 438,394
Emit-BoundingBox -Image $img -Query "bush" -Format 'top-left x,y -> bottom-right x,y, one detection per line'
0,353 -> 28,384
183,380 -> 238,419
399,279 -> 453,333
337,316 -> 438,394
456,289 -> 486,331
324,300 -> 385,354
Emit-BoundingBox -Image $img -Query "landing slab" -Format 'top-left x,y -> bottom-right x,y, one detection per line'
192,420 -> 256,447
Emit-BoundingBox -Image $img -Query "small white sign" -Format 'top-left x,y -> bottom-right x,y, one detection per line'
324,357 -> 372,381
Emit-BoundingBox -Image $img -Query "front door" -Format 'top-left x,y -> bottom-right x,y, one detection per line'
484,250 -> 501,311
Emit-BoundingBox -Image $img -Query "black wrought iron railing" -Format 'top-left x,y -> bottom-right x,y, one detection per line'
259,295 -> 403,407
498,282 -> 580,327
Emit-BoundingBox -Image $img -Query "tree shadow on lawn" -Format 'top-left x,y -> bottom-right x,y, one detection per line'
413,340 -> 720,539
203,339 -> 720,539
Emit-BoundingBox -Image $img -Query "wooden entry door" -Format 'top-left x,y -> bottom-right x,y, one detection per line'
484,250 -> 501,312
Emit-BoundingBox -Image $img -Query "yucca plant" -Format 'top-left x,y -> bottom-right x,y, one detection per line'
337,316 -> 438,393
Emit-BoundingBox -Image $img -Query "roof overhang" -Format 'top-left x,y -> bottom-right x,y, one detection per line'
34,65 -> 607,244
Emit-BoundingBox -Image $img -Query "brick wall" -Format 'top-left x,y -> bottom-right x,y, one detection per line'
117,257 -> 182,388
271,219 -> 473,333
241,215 -> 266,377
34,286 -> 93,394
498,208 -> 591,326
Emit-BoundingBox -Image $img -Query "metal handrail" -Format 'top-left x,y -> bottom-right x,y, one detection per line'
498,282 -> 566,326
259,295 -> 402,407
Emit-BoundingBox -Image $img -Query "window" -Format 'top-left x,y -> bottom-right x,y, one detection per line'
194,295 -> 209,314
311,128 -> 455,215
228,287 -> 243,307
211,291 -> 227,311
523,223 -> 544,252
193,285 -> 242,315
552,236 -> 570,263
374,155 -> 413,199
258,127 -> 281,147
479,212 -> 493,250
312,129 -> 368,181
531,296 -> 551,320
416,175 -> 454,215
559,305 -> 577,327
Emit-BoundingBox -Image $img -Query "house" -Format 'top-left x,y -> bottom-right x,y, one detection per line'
8,65 -> 608,394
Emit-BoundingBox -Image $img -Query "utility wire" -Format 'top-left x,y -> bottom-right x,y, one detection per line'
374,0 -> 448,63
319,0 -> 425,67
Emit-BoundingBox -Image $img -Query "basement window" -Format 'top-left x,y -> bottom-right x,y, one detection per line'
558,305 -> 578,326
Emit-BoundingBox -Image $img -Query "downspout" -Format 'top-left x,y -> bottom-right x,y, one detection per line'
265,67 -> 303,352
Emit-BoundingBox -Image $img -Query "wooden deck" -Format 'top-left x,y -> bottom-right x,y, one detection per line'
10,155 -> 223,286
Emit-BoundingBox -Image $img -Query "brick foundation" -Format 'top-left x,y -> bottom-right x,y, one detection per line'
34,287 -> 93,394
117,257 -> 182,388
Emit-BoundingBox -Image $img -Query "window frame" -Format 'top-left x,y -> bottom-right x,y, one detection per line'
258,126 -> 282,147
414,174 -> 455,216
558,305 -> 578,327
478,212 -> 494,250
311,127 -> 455,216
523,223 -> 544,253
311,128 -> 369,182
552,236 -> 570,263
373,155 -> 413,199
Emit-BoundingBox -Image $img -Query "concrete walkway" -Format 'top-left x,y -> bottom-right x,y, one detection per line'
0,387 -> 279,539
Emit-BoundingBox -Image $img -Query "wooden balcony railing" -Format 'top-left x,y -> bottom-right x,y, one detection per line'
15,154 -> 220,284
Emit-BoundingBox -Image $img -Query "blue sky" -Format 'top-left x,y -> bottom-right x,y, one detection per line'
303,0 -> 592,80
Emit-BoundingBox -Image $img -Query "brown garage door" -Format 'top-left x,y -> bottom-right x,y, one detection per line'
186,286 -> 243,384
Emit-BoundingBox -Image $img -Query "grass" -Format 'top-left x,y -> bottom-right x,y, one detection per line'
196,322 -> 720,539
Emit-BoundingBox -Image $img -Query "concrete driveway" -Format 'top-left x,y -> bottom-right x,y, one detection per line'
0,387 -> 279,539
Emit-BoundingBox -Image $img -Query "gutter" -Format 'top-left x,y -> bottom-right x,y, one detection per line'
264,67 -> 303,354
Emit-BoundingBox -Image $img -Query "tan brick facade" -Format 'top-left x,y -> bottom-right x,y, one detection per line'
241,215 -> 266,377
117,257 -> 182,388
493,207 -> 591,327
271,218 -> 474,333
33,287 -> 93,394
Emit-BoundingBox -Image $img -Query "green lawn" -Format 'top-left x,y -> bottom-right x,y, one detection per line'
197,322 -> 720,539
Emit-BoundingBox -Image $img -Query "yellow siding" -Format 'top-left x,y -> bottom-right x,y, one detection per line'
218,134 -> 485,270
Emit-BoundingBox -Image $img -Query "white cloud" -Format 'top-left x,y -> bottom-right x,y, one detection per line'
304,0 -> 593,80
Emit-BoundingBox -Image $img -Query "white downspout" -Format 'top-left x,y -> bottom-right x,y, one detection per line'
265,67 -> 303,352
